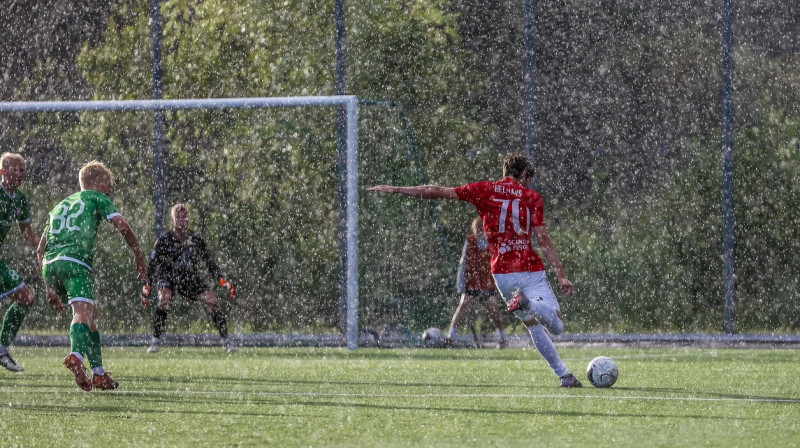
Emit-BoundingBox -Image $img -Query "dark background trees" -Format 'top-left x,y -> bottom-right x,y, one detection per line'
1,0 -> 799,333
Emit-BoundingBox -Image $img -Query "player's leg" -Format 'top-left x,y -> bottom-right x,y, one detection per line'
42,261 -> 91,390
493,272 -> 580,387
0,261 -> 34,372
197,288 -> 237,352
83,302 -> 117,390
148,282 -> 173,353
445,293 -> 474,346
68,299 -> 116,390
513,271 -> 563,335
58,262 -> 117,390
520,274 -> 581,386
482,294 -> 508,348
65,300 -> 95,391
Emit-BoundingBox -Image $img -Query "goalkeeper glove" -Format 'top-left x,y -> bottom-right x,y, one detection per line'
141,284 -> 151,306
219,278 -> 236,299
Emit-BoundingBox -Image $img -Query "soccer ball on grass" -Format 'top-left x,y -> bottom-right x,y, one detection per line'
421,327 -> 444,348
586,356 -> 618,388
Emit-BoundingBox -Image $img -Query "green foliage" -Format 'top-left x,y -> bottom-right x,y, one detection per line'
18,0 -> 491,332
5,0 -> 800,334
560,110 -> 800,332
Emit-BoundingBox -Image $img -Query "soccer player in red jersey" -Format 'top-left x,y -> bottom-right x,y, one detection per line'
446,216 -> 507,349
369,153 -> 582,387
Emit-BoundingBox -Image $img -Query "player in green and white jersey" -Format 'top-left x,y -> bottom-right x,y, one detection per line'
37,161 -> 147,391
0,153 -> 61,373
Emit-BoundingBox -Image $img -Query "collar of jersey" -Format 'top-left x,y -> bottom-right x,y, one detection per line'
0,183 -> 15,199
503,176 -> 525,188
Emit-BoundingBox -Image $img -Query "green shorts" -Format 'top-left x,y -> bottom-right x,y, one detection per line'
42,260 -> 94,305
0,260 -> 25,299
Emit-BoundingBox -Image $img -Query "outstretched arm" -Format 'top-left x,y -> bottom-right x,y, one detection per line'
533,225 -> 574,295
110,216 -> 147,281
368,185 -> 458,200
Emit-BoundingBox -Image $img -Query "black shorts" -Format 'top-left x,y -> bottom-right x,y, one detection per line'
465,290 -> 499,302
156,275 -> 210,302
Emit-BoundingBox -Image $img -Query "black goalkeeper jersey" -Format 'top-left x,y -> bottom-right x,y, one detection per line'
147,230 -> 222,285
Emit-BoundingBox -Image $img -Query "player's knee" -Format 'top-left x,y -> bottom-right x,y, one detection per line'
548,319 -> 564,336
205,301 -> 221,313
158,290 -> 172,307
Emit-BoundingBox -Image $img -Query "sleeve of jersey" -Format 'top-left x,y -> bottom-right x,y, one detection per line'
97,193 -> 121,221
454,182 -> 488,205
531,193 -> 545,227
16,194 -> 31,223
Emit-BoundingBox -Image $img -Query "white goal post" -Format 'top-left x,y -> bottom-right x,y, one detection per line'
0,95 -> 362,349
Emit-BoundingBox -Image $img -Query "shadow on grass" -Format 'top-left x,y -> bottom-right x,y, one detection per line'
10,395 -> 747,422
6,374 -> 798,405
612,386 -> 800,404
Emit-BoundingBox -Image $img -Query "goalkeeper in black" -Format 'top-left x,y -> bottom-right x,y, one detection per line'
142,203 -> 237,353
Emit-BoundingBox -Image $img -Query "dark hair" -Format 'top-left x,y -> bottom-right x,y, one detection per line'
503,153 -> 529,179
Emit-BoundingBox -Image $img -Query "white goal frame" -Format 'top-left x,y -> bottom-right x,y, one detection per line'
0,95 -> 362,349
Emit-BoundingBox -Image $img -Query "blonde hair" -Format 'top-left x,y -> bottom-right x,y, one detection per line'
0,153 -> 24,170
170,203 -> 189,218
78,160 -> 115,189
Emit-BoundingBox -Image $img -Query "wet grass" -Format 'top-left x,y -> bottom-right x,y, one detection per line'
0,346 -> 798,447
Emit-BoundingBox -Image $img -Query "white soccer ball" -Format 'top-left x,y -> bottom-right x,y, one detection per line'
586,356 -> 618,388
422,327 -> 444,348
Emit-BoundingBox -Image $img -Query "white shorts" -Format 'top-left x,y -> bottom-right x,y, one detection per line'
493,270 -> 563,335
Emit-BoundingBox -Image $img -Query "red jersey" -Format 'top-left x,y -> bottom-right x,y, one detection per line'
454,177 -> 545,274
457,234 -> 496,292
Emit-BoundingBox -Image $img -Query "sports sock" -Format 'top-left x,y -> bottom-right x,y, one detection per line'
527,324 -> 569,377
448,326 -> 457,339
0,303 -> 29,347
91,366 -> 105,376
210,310 -> 228,339
86,330 -> 103,369
153,309 -> 168,338
498,328 -> 506,340
69,323 -> 91,358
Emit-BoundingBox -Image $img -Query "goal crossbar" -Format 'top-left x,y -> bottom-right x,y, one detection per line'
0,95 -> 361,349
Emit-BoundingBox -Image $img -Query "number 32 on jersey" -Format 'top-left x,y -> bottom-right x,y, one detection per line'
50,199 -> 85,234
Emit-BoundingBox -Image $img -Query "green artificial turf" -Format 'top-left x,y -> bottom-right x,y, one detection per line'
0,346 -> 797,447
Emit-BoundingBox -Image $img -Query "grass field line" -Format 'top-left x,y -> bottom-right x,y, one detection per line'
5,388 -> 798,404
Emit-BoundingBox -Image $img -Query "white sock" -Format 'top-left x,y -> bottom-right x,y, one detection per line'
527,324 -> 569,377
0,344 -> 8,356
91,366 -> 105,376
71,352 -> 84,362
498,329 -> 506,340
150,336 -> 160,345
447,326 -> 457,339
